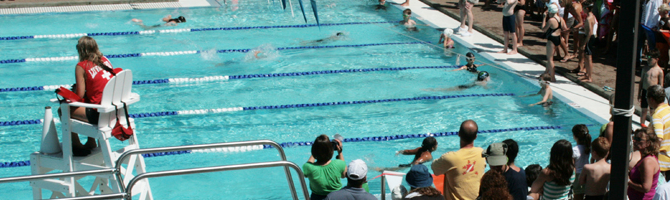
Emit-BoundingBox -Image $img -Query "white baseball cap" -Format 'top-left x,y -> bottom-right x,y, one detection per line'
346,159 -> 368,180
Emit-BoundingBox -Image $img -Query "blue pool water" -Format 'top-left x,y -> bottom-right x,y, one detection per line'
0,0 -> 604,199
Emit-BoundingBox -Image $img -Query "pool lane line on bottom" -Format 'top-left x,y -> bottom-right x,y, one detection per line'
0,41 -> 426,64
0,124 -> 582,169
0,21 -> 400,41
0,93 -> 514,127
1,65 -> 460,93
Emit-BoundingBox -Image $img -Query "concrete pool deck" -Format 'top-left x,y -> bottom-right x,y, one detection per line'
386,0 -> 639,127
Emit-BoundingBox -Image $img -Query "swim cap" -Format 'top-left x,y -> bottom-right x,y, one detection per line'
443,29 -> 454,37
477,71 -> 489,81
548,4 -> 559,14
178,16 -> 186,23
466,52 -> 475,58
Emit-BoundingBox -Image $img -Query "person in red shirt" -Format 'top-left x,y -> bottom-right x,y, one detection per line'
62,36 -> 121,156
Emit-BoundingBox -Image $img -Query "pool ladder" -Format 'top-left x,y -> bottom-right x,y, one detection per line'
0,140 -> 310,200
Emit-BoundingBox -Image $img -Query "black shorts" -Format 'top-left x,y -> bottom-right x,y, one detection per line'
641,89 -> 649,108
86,108 -> 99,124
585,35 -> 596,55
503,15 -> 516,33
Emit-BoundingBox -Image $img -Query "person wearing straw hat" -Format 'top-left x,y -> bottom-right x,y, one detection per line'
324,159 -> 376,200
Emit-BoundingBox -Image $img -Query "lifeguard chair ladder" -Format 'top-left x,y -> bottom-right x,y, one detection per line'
29,70 -> 153,200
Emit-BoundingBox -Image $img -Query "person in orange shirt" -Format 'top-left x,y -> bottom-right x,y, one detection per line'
431,120 -> 486,200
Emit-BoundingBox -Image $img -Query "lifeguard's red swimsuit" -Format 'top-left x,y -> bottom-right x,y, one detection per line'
77,56 -> 121,104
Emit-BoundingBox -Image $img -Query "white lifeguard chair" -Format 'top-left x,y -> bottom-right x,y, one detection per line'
30,70 -> 153,200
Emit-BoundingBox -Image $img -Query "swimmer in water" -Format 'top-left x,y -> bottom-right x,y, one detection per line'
400,9 -> 417,31
376,0 -> 387,10
439,29 -> 455,50
528,73 -> 554,107
132,15 -> 186,30
374,137 -> 438,172
301,32 -> 346,46
453,52 -> 487,73
424,71 -> 490,92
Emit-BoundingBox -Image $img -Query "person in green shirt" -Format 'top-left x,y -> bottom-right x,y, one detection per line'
303,134 -> 346,200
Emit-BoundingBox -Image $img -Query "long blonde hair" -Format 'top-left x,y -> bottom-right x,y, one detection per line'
76,36 -> 113,73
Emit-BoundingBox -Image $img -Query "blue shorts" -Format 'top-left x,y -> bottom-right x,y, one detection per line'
503,15 -> 516,33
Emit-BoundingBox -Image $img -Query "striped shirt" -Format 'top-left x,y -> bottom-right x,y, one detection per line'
652,103 -> 670,171
542,172 -> 575,200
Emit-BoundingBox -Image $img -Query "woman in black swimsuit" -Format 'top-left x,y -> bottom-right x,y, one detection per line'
541,4 -> 567,82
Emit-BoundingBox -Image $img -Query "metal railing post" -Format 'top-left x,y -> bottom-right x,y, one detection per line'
114,140 -> 301,199
124,161 -> 309,200
381,175 -> 386,200
0,169 -> 115,184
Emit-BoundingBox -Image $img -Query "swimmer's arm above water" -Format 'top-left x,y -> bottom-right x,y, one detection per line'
529,87 -> 552,106
396,147 -> 421,156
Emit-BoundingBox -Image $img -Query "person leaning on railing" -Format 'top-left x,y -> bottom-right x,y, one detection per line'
303,134 -> 345,200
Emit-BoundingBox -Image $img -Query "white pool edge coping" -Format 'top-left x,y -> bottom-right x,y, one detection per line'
389,0 -> 641,128
0,0 -> 219,15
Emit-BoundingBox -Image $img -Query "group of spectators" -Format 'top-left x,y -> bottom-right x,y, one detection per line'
300,103 -> 670,200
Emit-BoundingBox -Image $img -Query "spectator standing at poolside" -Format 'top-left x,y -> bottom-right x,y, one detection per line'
636,0 -> 664,70
482,142 -> 524,200
499,0 -> 519,55
502,139 -> 528,200
324,159 -> 376,200
303,134 -> 346,200
628,127 -> 661,200
640,50 -> 664,126
648,84 -> 670,181
514,0 -> 526,47
571,124 -> 592,200
431,120 -> 486,200
541,5 -> 568,82
559,0 -> 584,63
657,4 -> 670,70
403,164 -> 445,200
578,137 -> 610,200
529,140 -> 575,200
575,1 -> 597,83
458,0 -> 478,36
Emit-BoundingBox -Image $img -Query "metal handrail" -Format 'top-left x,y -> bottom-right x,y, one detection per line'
40,193 -> 127,200
0,169 -> 115,184
114,140 -> 300,199
124,161 -> 310,200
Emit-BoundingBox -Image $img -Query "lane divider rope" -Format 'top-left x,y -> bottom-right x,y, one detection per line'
0,41 -> 426,64
1,65 -> 459,93
0,21 -> 399,41
0,124 -> 579,169
0,93 -> 513,127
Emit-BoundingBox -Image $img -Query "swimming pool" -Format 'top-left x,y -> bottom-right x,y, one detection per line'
0,0 -> 604,199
